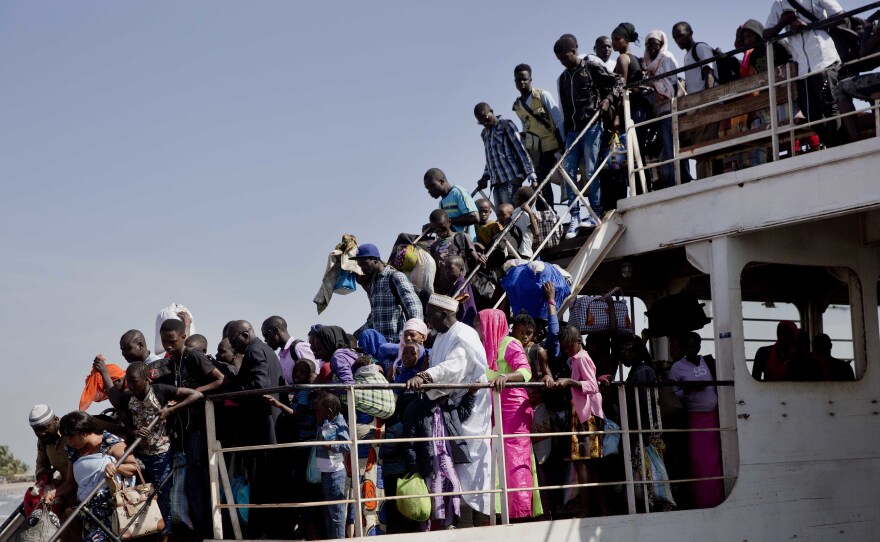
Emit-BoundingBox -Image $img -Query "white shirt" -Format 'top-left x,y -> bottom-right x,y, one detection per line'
513,212 -> 534,258
683,42 -> 718,94
766,0 -> 843,76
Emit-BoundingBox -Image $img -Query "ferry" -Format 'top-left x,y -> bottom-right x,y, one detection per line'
4,3 -> 880,541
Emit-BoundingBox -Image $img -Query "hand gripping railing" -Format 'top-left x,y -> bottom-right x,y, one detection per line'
453,110 -> 605,299
48,416 -> 161,542
204,377 -> 736,539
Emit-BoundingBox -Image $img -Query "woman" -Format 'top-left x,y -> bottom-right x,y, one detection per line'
389,318 -> 430,382
310,326 -> 386,536
478,308 -> 543,519
643,30 -> 692,188
44,411 -> 139,542
611,23 -> 650,133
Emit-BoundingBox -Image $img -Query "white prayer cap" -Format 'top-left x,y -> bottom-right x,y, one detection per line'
428,294 -> 459,313
29,404 -> 54,427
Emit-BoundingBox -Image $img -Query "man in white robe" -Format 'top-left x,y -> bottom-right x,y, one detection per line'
407,294 -> 493,519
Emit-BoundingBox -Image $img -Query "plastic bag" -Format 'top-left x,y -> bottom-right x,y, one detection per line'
602,418 -> 621,456
306,446 -> 321,485
79,358 -> 126,410
334,270 -> 357,295
501,261 -> 571,320
608,133 -> 627,171
154,303 -> 195,355
395,474 -> 431,522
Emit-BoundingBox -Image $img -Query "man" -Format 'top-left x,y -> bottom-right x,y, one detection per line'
119,329 -> 164,364
406,294 -> 492,526
352,243 -> 424,342
813,333 -> 855,381
226,319 -> 286,538
589,36 -> 617,71
474,102 -> 537,209
512,63 -> 565,210
555,34 -> 623,237
764,0 -> 844,147
31,405 -> 68,482
672,21 -> 720,178
261,315 -> 317,386
424,167 -> 479,241
156,318 -> 224,539
184,334 -> 209,354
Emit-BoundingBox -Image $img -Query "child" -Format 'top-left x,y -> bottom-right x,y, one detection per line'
553,325 -> 611,517
474,197 -> 504,248
116,361 -> 203,542
314,393 -> 350,539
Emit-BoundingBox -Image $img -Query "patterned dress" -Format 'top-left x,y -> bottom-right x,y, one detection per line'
66,432 -> 126,542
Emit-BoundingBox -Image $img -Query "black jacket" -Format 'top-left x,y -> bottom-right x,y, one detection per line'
557,58 -> 624,133
402,393 -> 476,479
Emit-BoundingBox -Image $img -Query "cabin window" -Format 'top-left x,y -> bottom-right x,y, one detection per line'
741,263 -> 861,382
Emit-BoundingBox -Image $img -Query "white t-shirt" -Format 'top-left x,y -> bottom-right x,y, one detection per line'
683,42 -> 718,94
514,212 -> 534,258
766,0 -> 842,76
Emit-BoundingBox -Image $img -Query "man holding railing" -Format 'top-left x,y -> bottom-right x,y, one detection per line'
405,294 -> 493,527
554,34 -> 623,237
474,102 -> 537,210
764,0 -> 844,147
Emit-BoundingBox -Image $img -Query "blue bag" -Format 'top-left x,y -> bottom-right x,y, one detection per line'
306,446 -> 321,485
334,270 -> 357,295
602,418 -> 621,456
501,262 -> 571,320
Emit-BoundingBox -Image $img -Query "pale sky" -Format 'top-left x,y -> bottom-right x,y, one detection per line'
0,0 -> 810,466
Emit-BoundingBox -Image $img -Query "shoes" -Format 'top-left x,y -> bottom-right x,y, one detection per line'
579,216 -> 598,228
565,206 -> 581,240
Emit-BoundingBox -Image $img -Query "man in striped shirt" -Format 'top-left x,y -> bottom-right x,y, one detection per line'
474,102 -> 537,209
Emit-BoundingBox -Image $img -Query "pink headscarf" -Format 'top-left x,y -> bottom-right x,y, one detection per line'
478,309 -> 509,371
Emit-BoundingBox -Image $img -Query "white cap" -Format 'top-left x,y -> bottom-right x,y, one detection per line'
29,404 -> 54,427
428,294 -> 459,312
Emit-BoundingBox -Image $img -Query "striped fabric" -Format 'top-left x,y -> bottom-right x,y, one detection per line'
481,117 -> 535,185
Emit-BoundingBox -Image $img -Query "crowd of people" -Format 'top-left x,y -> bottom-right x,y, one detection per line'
25,2 -> 872,541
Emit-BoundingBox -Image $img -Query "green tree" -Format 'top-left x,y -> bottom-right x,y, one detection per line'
0,445 -> 29,477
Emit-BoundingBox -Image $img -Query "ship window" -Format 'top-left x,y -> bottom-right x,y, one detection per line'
741,263 -> 861,381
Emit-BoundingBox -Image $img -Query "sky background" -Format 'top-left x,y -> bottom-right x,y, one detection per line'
0,0 -> 818,466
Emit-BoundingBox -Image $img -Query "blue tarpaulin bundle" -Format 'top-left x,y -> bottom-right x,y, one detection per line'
501,261 -> 571,320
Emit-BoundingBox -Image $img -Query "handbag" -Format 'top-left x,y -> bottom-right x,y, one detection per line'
608,133 -> 627,171
395,474 -> 431,522
111,465 -> 165,539
333,270 -> 357,295
306,446 -> 321,485
17,503 -> 59,542
347,365 -> 396,419
569,287 -> 634,335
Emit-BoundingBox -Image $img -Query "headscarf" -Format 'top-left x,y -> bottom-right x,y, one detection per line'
613,22 -> 638,45
315,326 -> 351,358
394,318 -> 429,364
643,30 -> 678,100
357,329 -> 386,357
478,309 -> 509,371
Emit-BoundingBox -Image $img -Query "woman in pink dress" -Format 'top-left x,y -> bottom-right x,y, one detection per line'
476,308 -> 543,518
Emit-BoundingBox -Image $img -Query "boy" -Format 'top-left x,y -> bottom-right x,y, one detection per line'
314,393 -> 350,539
117,361 -> 203,542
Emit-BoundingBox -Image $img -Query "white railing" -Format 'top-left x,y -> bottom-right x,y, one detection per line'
204,379 -> 736,540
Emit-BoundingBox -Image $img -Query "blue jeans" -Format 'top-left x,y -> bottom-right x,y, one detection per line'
492,180 -> 522,209
658,117 -> 692,189
322,470 -> 346,539
139,451 -> 173,535
564,124 -> 603,218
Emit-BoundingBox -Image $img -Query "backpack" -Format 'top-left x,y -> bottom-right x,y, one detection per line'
692,42 -> 741,85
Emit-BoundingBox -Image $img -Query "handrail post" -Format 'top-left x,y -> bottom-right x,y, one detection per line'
672,96 -> 681,186
491,388 -> 510,525
617,386 -> 636,514
345,387 -> 364,538
767,42 -> 780,161
205,399 -> 224,540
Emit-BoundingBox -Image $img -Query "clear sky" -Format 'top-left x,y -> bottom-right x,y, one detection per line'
0,0 -> 805,465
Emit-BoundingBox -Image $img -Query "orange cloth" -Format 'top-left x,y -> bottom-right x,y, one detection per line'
79,361 -> 126,410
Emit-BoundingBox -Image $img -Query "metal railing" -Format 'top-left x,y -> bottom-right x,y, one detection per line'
203,378 -> 735,540
626,1 -> 880,194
